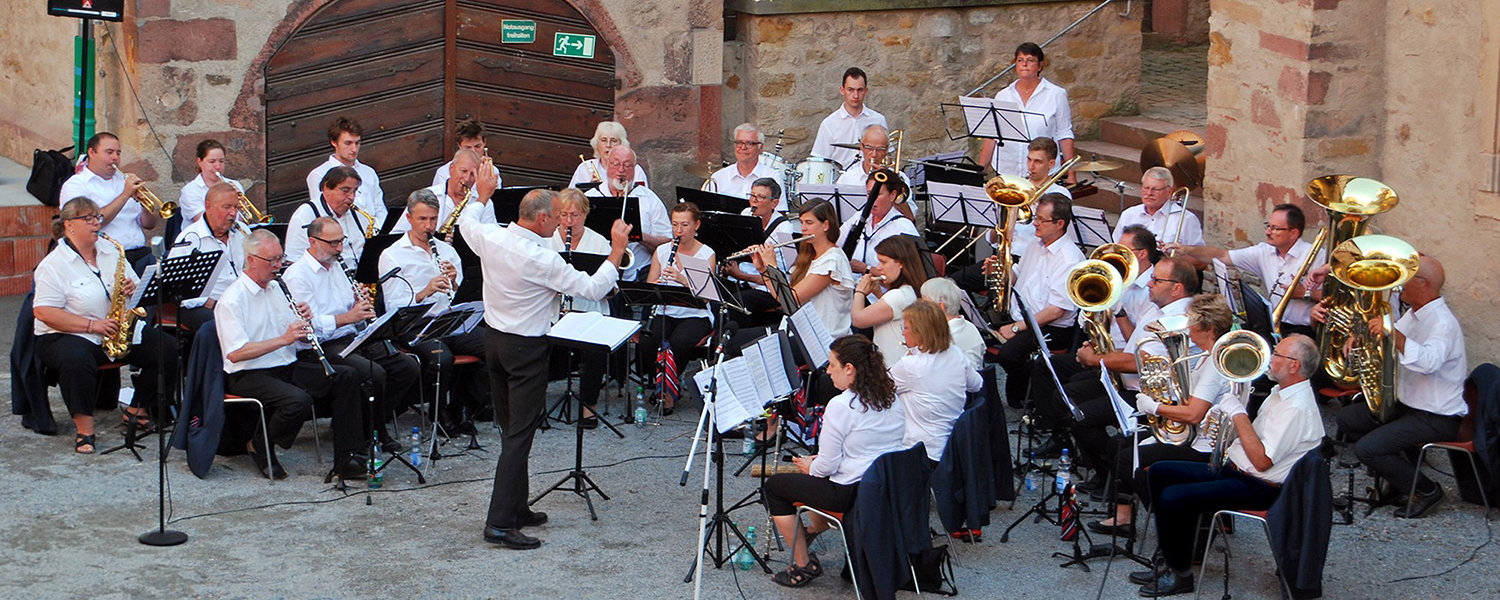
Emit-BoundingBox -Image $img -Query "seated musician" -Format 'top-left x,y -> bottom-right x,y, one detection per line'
1328,255 -> 1467,518
851,236 -> 928,367
723,177 -> 799,321
570,121 -> 648,189
893,300 -> 982,464
833,124 -> 914,221
33,198 -> 178,454
919,277 -> 986,370
836,168 -> 918,275
393,148 -> 496,237
178,139 -> 245,223
764,335 -> 905,588
304,117 -> 386,227
1089,293 -> 1234,536
546,189 -> 615,429
709,124 -> 787,208
746,199 -> 854,343
1165,203 -> 1321,339
638,202 -> 716,415
432,118 -> 501,192
1113,167 -> 1204,247
214,230 -> 362,479
58,132 -> 158,268
989,194 -> 1084,409
990,137 -> 1072,258
1135,334 -> 1324,597
285,166 -> 373,267
283,217 -> 422,456
584,146 -> 671,282
1114,225 -> 1164,341
169,183 -> 248,333
381,189 -> 489,437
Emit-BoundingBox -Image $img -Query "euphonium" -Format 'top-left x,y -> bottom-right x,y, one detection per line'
98,233 -> 147,361
1328,234 -> 1419,423
983,155 -> 1080,312
129,177 -> 177,219
1068,242 -> 1138,353
1136,314 -> 1197,445
1205,330 -> 1271,475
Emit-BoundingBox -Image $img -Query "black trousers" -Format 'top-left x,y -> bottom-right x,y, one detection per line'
1111,432 -> 1209,502
408,329 -> 489,421
36,329 -> 178,418
177,305 -> 215,335
993,324 -> 1076,409
637,315 -> 713,377
225,357 -> 361,453
1149,460 -> 1280,572
764,472 -> 858,517
1337,402 -> 1461,495
485,330 -> 551,529
1029,352 -> 1106,431
549,343 -> 610,406
322,335 -> 422,424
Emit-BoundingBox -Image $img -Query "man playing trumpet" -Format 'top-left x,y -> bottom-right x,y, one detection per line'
59,132 -> 160,267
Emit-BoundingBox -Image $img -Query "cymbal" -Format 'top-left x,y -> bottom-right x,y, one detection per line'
683,162 -> 719,179
1072,159 -> 1125,173
830,142 -> 862,150
1140,138 -> 1204,188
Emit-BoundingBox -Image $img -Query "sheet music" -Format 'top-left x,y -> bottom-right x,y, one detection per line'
1021,298 -> 1078,420
1071,206 -> 1113,248
547,311 -> 640,351
129,264 -> 156,309
958,96 -> 1029,140
741,343 -> 775,401
454,300 -> 486,334
790,303 -> 835,367
1103,366 -> 1138,433
340,307 -> 400,358
757,334 -> 794,398
721,357 -> 763,409
927,181 -> 997,227
796,183 -> 866,221
694,364 -> 755,434
677,253 -> 720,303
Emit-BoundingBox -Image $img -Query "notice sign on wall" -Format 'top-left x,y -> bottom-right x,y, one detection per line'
501,20 -> 536,44
553,33 -> 596,59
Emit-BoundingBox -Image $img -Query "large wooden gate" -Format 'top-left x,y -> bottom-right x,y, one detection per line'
264,0 -> 617,218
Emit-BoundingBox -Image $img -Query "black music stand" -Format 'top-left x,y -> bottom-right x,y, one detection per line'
354,233 -> 400,311
793,183 -> 864,222
693,212 -> 764,261
583,195 -> 644,242
543,251 -> 622,433
332,305 -> 434,489
493,185 -> 550,225
761,266 -> 802,317
928,181 -> 999,262
943,96 -> 1040,151
406,305 -> 484,460
532,312 -> 640,520
676,187 -> 749,215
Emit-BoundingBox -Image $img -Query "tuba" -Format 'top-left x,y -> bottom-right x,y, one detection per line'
1205,330 -> 1272,475
1328,234 -> 1419,423
1137,314 -> 1197,445
984,155 -> 1080,312
98,233 -> 147,361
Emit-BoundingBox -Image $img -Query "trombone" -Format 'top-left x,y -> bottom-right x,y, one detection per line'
1164,187 -> 1193,251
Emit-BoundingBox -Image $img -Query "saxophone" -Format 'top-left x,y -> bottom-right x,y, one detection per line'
437,185 -> 473,238
99,233 -> 147,361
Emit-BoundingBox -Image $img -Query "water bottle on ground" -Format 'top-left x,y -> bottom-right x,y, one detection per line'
368,430 -> 384,489
634,396 -> 648,428
735,526 -> 757,571
1024,452 -> 1040,491
1055,448 -> 1072,495
409,427 -> 422,468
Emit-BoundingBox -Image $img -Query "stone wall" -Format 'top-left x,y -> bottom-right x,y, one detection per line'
723,1 -> 1142,166
0,7 -> 77,162
1203,0 -> 1500,363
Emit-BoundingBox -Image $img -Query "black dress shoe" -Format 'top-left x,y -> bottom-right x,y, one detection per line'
334,455 -> 368,479
1395,485 -> 1444,519
444,419 -> 480,437
1034,435 -> 1066,459
484,526 -> 541,550
379,427 -> 404,453
250,447 -> 273,479
1139,570 -> 1194,597
1087,519 -> 1135,538
1074,473 -> 1107,493
520,511 -> 549,527
268,452 -> 288,480
1128,562 -> 1168,585
579,416 -> 598,430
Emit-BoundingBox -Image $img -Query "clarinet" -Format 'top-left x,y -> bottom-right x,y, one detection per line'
274,276 -> 335,377
561,225 -> 574,313
644,236 -> 681,328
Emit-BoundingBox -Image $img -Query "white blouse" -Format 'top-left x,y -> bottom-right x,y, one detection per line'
872,285 -> 918,367
892,345 -> 983,462
801,247 -> 855,337
811,390 -> 908,486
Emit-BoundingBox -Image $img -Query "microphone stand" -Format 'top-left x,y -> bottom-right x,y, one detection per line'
140,237 -> 187,546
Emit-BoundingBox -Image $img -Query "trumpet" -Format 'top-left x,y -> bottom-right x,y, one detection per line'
580,154 -> 602,182
723,235 -> 814,261
129,176 -> 177,219
237,191 -> 273,226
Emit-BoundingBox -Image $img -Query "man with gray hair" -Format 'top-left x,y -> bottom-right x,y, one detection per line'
709,123 -> 788,208
1113,166 -> 1203,247
585,145 -> 671,281
459,185 -> 632,550
393,148 -> 498,237
921,277 -> 986,370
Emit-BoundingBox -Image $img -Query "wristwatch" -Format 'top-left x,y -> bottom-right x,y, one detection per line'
1010,324 -> 1021,335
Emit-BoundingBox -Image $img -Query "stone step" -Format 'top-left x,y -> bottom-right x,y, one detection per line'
1099,115 -> 1202,150
0,156 -> 57,297
1074,139 -> 1146,183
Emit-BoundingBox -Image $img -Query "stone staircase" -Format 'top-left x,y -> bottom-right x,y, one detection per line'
1072,115 -> 1205,221
0,156 -> 57,296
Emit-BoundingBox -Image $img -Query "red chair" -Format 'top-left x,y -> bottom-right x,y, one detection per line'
1407,378 -> 1490,518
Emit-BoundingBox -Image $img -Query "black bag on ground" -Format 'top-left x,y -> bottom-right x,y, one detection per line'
26,145 -> 76,207
897,545 -> 957,595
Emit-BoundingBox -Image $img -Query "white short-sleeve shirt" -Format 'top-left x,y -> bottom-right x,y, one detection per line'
811,105 -> 888,169
873,285 -> 918,367
1226,240 -> 1321,327
989,78 -> 1074,176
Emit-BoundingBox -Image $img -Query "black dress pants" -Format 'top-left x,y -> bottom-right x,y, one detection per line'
485,330 -> 551,529
322,335 -> 422,425
1337,403 -> 1461,496
764,473 -> 858,517
1110,432 -> 1209,502
993,324 -> 1076,409
36,328 -> 178,418
637,316 -> 713,379
225,356 -> 361,454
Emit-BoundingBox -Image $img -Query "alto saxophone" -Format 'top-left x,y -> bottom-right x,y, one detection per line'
99,233 -> 147,361
437,185 -> 473,238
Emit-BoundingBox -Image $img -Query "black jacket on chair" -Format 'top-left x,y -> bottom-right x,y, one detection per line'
846,444 -> 934,600
9,291 -> 55,434
170,325 -> 227,478
1265,448 -> 1332,600
1469,363 -> 1500,500
933,401 -> 996,533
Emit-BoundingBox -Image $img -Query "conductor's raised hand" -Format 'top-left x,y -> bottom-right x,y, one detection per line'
475,157 -> 499,201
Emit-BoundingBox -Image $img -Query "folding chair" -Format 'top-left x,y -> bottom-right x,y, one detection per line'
222,394 -> 274,485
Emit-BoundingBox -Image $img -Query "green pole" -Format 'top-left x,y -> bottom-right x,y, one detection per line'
73,19 -> 95,153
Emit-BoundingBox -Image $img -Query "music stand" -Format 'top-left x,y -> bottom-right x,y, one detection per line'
692,212 -> 764,268
618,281 -> 707,418
1070,206 -> 1113,253
944,96 -> 1041,151
760,266 -> 801,317
493,185 -> 551,224
542,250 -> 620,433
676,187 -> 749,215
584,195 -> 644,242
794,183 -> 864,222
334,303 -> 437,487
408,304 -> 487,460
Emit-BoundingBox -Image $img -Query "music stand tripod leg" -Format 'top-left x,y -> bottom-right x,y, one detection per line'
530,343 -> 612,520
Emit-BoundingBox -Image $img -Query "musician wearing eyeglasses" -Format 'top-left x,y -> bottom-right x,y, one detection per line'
836,168 -> 918,275
546,189 -> 616,429
570,121 -> 649,189
723,178 -> 799,319
811,67 -> 888,170
33,198 -> 177,454
584,146 -> 671,282
58,132 -> 158,267
304,117 -> 387,227
1165,203 -> 1323,340
710,124 -> 787,208
169,183 -> 248,333
988,194 -> 1083,411
1134,334 -> 1324,597
432,118 -> 502,193
381,190 -> 488,437
1327,255 -> 1468,519
392,148 -> 497,237
1114,226 -> 1164,341
214,230 -> 362,479
283,217 -> 422,463
285,166 -> 373,268
834,125 -> 914,222
178,139 -> 245,224
1113,167 -> 1204,247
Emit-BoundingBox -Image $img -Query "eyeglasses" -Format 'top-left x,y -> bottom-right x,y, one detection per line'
749,193 -> 773,201
1271,351 -> 1300,363
1151,277 -> 1180,286
309,236 -> 344,247
68,214 -> 104,224
333,186 -> 357,195
1264,223 -> 1293,233
248,252 -> 284,265
733,141 -> 763,148
861,145 -> 890,153
1141,186 -> 1171,194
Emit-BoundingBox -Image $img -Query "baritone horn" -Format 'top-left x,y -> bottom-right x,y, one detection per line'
1137,314 -> 1197,445
984,155 -> 1081,312
1204,330 -> 1271,474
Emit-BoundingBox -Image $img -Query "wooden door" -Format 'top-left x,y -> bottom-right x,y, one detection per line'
264,0 -> 617,218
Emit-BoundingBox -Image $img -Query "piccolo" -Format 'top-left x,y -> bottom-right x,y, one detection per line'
723,235 -> 816,261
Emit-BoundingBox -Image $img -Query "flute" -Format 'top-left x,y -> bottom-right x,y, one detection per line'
723,235 -> 815,261
274,277 -> 335,377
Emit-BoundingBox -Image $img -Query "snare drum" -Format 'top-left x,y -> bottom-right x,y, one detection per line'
795,157 -> 840,186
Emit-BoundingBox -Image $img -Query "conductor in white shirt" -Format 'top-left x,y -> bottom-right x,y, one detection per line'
811,67 -> 888,170
459,182 -> 631,550
708,123 -> 787,207
1112,167 -> 1203,248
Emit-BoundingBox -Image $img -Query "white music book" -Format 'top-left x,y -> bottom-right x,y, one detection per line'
789,303 -> 836,368
546,311 -> 640,351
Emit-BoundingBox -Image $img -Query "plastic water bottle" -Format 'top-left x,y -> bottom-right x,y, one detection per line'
1024,452 -> 1040,491
634,397 -> 649,427
409,427 -> 423,468
735,526 -> 757,571
742,423 -> 756,456
1055,448 -> 1073,495
367,430 -> 384,488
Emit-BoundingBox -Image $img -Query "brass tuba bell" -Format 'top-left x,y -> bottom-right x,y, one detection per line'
1204,330 -> 1272,474
1137,314 -> 1198,445
1329,234 -> 1419,423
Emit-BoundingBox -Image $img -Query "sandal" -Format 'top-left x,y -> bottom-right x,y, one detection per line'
123,411 -> 156,434
771,562 -> 821,588
803,552 -> 824,577
75,433 -> 96,454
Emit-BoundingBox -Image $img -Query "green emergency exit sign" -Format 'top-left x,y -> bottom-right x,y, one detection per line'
501,20 -> 536,44
553,33 -> 596,59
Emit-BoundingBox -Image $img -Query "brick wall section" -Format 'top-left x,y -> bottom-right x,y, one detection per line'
0,205 -> 59,296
